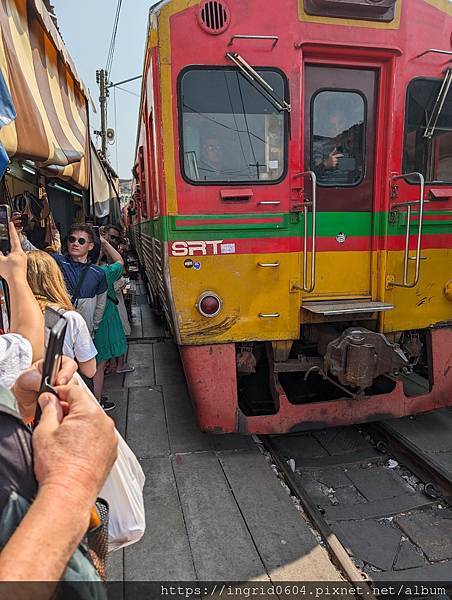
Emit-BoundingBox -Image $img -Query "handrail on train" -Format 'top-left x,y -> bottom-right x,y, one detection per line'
415,49 -> 452,59
390,172 -> 425,289
294,171 -> 317,294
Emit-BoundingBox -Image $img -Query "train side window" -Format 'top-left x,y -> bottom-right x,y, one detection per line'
147,111 -> 159,217
178,67 -> 288,185
404,78 -> 452,184
138,146 -> 148,218
310,90 -> 366,187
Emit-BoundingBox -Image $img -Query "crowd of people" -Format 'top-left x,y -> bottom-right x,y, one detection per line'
18,218 -> 135,411
0,216 -> 136,588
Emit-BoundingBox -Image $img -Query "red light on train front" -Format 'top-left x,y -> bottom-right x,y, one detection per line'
197,292 -> 222,318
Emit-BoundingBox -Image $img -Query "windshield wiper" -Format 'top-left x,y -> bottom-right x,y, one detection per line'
424,67 -> 452,139
225,52 -> 291,113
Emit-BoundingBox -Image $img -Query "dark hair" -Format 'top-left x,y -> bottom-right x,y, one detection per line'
106,224 -> 123,235
68,223 -> 94,242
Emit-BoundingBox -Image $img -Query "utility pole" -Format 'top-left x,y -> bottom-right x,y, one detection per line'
94,71 -> 141,162
95,69 -> 109,159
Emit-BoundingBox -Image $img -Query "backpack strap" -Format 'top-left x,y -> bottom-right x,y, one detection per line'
71,263 -> 91,305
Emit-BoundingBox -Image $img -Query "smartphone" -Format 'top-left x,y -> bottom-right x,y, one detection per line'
21,213 -> 29,228
0,279 -> 9,334
0,205 -> 11,255
92,225 -> 100,240
34,308 -> 68,426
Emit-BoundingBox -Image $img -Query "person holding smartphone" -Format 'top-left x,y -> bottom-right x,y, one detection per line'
18,223 -> 108,338
0,222 -> 44,387
0,359 -> 117,585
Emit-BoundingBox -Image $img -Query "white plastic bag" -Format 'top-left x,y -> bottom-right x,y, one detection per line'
73,373 -> 146,552
101,432 -> 146,552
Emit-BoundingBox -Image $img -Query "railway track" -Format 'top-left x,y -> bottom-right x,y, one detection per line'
365,421 -> 452,502
261,409 -> 452,595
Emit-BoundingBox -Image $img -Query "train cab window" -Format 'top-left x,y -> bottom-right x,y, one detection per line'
311,90 -> 366,186
179,67 -> 288,184
303,0 -> 397,22
404,78 -> 452,184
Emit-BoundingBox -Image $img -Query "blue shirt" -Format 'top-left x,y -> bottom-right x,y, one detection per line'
20,237 -> 108,334
52,254 -> 108,334
53,254 -> 107,300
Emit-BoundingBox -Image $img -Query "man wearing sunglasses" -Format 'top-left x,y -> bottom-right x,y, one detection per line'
20,224 -> 108,338
105,224 -> 124,249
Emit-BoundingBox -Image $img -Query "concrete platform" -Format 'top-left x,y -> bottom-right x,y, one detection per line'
383,409 -> 452,459
105,289 -> 341,587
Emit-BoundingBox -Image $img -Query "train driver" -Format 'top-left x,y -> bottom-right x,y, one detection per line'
198,136 -> 227,181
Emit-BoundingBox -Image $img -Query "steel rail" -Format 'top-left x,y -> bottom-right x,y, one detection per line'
261,436 -> 377,600
364,423 -> 452,499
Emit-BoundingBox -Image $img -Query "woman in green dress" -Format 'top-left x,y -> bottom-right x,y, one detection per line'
93,236 -> 128,402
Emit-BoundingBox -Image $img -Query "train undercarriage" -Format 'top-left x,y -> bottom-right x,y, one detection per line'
179,324 -> 452,434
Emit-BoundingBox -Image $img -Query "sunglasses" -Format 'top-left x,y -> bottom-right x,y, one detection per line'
68,236 -> 89,245
109,235 -> 120,242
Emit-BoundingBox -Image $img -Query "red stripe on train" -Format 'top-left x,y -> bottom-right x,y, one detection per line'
175,217 -> 284,227
168,234 -> 452,256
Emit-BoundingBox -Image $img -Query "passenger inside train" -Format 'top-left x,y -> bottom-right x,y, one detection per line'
311,91 -> 365,184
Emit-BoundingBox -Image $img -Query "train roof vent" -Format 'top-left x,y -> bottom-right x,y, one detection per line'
198,0 -> 231,35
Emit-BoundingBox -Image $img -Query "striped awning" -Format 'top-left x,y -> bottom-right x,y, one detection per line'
0,0 -> 91,188
91,144 -> 120,220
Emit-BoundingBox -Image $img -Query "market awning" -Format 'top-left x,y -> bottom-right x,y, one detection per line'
0,69 -> 15,178
0,0 -> 90,188
91,144 -> 120,221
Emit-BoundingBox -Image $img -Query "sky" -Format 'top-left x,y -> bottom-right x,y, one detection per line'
52,0 -> 160,179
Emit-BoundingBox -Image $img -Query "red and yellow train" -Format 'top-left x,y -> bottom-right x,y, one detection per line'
131,0 -> 452,434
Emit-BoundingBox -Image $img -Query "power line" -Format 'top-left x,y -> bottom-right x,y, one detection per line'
105,0 -> 123,75
113,86 -> 119,174
106,0 -> 121,74
116,85 -> 140,98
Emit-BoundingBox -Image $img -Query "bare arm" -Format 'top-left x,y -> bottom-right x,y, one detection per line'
100,237 -> 124,267
0,224 -> 44,362
19,235 -> 37,252
12,213 -> 38,253
0,383 -> 117,583
78,357 -> 97,379
0,486 -> 92,584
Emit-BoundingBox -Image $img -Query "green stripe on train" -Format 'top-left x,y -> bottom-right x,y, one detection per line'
132,212 -> 452,242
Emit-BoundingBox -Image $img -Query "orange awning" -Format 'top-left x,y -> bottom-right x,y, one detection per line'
0,0 -> 91,188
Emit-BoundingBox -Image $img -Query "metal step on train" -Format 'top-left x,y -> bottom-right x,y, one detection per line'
302,300 -> 395,317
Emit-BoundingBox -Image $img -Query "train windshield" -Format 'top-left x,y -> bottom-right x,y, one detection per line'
179,68 -> 287,184
405,78 -> 452,183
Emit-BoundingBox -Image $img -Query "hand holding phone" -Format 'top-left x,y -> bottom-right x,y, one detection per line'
0,204 -> 11,255
41,308 -> 68,390
34,308 -> 68,426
